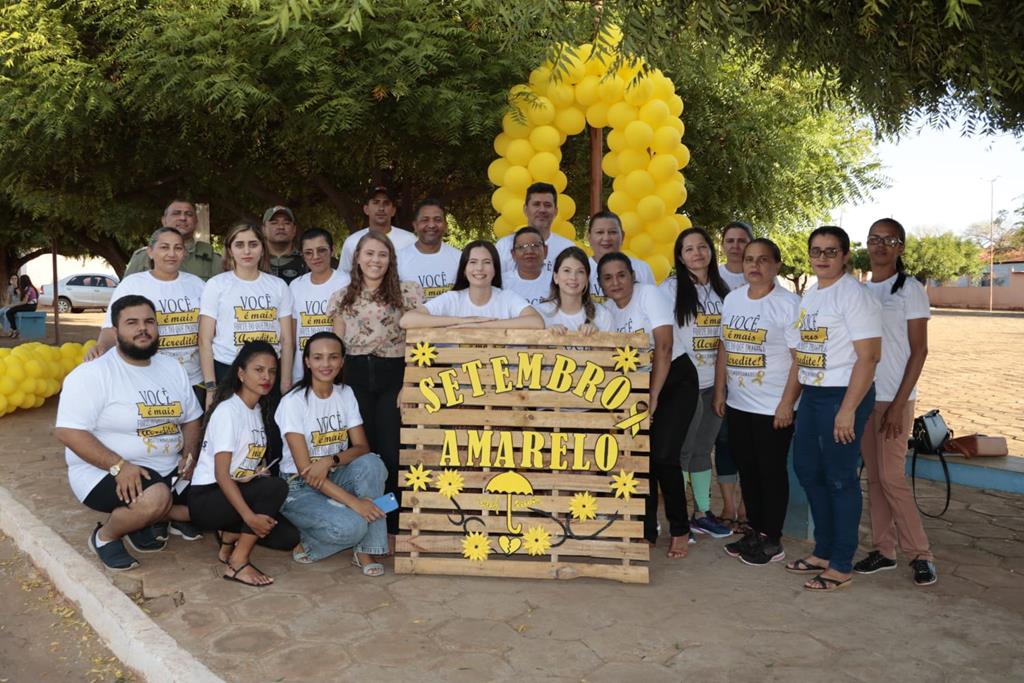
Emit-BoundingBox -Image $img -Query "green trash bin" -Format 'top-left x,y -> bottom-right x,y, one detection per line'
15,311 -> 46,339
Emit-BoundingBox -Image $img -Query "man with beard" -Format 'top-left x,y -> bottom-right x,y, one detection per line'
503,227 -> 552,305
396,198 -> 461,301
124,199 -> 221,280
55,295 -> 203,571
495,182 -> 575,273
339,186 -> 416,274
262,206 -> 307,284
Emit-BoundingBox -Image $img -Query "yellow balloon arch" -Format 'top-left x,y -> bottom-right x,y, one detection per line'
488,30 -> 692,281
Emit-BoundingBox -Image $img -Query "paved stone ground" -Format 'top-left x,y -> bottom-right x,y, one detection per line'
1,309 -> 1022,681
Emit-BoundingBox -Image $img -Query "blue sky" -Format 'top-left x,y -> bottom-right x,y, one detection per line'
832,117 -> 1024,245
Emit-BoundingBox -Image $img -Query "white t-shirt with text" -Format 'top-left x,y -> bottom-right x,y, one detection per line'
495,232 -> 576,273
718,264 -> 747,291
866,274 -> 931,401
659,276 -> 726,388
56,351 -> 202,502
199,272 -> 292,364
397,243 -> 461,301
103,271 -> 206,384
503,269 -> 553,305
289,269 -> 351,381
425,287 -> 532,320
275,384 -> 364,475
589,256 -> 655,303
600,283 -> 674,353
192,394 -> 267,486
340,227 -> 417,274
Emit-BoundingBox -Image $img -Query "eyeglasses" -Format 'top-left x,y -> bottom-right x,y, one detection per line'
514,242 -> 545,252
808,247 -> 842,259
866,235 -> 903,247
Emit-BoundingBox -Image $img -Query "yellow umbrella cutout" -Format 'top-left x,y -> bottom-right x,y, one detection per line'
485,471 -> 534,534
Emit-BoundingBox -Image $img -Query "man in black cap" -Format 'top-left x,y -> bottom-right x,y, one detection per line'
339,186 -> 416,274
262,205 -> 307,284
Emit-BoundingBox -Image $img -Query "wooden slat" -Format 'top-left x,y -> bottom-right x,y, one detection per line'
402,407 -> 648,430
407,346 -> 649,368
394,556 -> 649,584
405,366 -> 650,389
396,534 -> 649,561
395,469 -> 648,494
400,386 -> 647,410
399,448 -> 648,473
401,491 -> 646,516
405,328 -> 648,349
399,512 -> 643,537
400,429 -> 649,453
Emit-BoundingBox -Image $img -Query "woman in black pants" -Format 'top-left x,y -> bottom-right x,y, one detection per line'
5,274 -> 38,338
329,232 -> 423,551
188,341 -> 299,587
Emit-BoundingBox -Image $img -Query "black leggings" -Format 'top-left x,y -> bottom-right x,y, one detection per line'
188,479 -> 299,550
646,354 -> 699,541
343,354 -> 404,535
6,303 -> 37,330
727,406 -> 794,543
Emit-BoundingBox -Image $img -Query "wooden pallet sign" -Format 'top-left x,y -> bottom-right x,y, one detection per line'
395,328 -> 652,584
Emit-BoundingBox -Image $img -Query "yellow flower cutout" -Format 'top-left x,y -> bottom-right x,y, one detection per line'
435,469 -> 464,499
609,469 -> 639,500
403,463 -> 433,492
568,491 -> 599,521
410,341 -> 439,367
611,346 -> 640,373
522,526 -> 552,556
462,531 -> 491,562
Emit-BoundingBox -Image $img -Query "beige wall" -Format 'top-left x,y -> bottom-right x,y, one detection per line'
928,273 -> 1024,310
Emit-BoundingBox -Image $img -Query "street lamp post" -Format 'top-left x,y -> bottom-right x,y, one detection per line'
987,177 -> 997,312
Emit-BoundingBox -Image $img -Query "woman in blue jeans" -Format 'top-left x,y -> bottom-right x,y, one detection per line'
785,226 -> 881,591
275,331 -> 388,575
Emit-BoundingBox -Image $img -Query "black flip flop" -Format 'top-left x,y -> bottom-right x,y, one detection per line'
785,557 -> 828,573
804,574 -> 852,592
223,562 -> 272,587
215,531 -> 235,565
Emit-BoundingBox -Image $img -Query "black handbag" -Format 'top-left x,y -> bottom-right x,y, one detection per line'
909,409 -> 952,517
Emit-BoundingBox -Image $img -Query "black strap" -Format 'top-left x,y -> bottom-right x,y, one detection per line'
910,445 -> 950,518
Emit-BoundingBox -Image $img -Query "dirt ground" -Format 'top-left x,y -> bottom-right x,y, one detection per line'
0,533 -> 136,683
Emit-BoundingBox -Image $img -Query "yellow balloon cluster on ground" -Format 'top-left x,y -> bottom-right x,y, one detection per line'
489,31 -> 693,281
0,340 -> 94,416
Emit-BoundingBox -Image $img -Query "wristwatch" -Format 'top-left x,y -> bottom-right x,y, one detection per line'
202,381 -> 217,391
109,459 -> 125,476
332,455 -> 341,466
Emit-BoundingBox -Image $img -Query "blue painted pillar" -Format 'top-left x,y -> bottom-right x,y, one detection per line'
783,441 -> 814,540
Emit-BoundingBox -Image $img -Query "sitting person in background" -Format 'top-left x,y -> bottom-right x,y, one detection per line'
5,274 -> 39,339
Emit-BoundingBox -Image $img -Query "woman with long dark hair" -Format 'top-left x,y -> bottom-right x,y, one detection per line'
188,341 -> 300,587
785,226 -> 881,591
328,231 -> 422,549
536,246 -> 612,333
5,274 -> 38,339
275,332 -> 388,574
400,240 -> 543,329
659,227 -> 733,539
854,218 -> 936,586
598,252 -> 692,558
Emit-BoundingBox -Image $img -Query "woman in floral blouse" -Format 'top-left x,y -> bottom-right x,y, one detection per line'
330,231 -> 423,549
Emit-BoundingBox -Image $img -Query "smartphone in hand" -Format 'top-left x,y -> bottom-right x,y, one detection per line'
373,492 -> 399,514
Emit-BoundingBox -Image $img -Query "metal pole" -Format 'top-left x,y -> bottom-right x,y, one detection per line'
989,178 -> 996,312
51,236 -> 61,345
589,125 -> 604,217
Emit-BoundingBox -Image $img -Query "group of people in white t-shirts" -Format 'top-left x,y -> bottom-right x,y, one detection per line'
55,182 -> 935,592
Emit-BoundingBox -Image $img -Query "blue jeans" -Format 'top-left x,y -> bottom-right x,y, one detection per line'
792,384 -> 875,573
280,453 -> 388,561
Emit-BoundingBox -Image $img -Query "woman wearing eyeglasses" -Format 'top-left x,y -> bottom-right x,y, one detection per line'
853,219 -> 936,586
784,226 -> 881,591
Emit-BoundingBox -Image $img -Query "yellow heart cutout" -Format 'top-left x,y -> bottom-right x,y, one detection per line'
498,535 -> 522,555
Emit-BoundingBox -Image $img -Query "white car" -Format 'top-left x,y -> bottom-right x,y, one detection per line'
38,273 -> 120,313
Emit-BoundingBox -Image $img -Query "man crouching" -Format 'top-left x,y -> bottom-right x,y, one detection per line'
55,294 -> 202,570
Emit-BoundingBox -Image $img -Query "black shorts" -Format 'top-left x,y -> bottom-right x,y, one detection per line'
82,467 -> 181,514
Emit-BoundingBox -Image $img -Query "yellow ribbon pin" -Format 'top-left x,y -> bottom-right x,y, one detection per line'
615,401 -> 649,436
752,370 -> 765,386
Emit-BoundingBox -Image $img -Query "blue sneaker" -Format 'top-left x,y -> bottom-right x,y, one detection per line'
169,521 -> 203,541
88,524 -> 139,571
152,522 -> 170,542
691,512 -> 733,539
124,526 -> 167,554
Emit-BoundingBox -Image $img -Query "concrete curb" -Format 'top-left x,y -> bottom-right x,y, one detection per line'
0,485 -> 223,683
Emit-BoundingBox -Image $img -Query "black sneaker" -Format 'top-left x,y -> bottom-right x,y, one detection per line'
739,541 -> 785,566
152,522 -> 170,542
724,529 -> 761,558
910,558 -> 937,586
853,550 -> 897,574
124,526 -> 167,554
88,524 -> 139,571
169,521 -> 203,541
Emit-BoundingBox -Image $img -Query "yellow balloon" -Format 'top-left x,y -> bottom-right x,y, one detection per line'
575,75 -> 600,107
617,148 -> 650,175
529,66 -> 552,95
598,76 -> 625,104
505,139 -> 534,167
525,96 -> 556,126
529,125 -> 561,152
612,175 -> 626,193
624,120 -> 654,149
606,191 -> 634,215
0,395 -> 6,414
620,211 -> 641,237
8,391 -> 23,410
528,152 -> 560,182
60,342 -> 78,357
561,52 -> 588,84
585,102 -> 609,128
648,153 -> 679,181
33,378 -> 46,395
3,357 -> 25,383
556,194 -> 577,221
628,232 -> 655,257
624,77 -> 653,106
0,348 -> 8,358
636,195 -> 666,221
672,143 -> 691,169
494,214 -> 516,236
0,376 -> 15,395
502,112 -> 531,140
492,186 -> 513,213
639,99 -> 670,128
600,151 -> 620,177
553,170 -> 568,193
61,357 -> 76,375
647,254 -> 672,282
624,169 -> 656,198
606,129 -> 627,152
552,220 -> 576,240
667,94 -> 684,117
554,107 -> 586,136
33,395 -> 45,409
493,134 -> 510,158
665,116 -> 685,135
648,216 -> 679,244
547,82 -> 575,109
488,158 -> 511,186
503,198 -> 526,220
674,214 -> 693,231
651,125 -> 681,154
607,102 -> 638,130
651,75 -> 675,102
19,392 -> 34,409
503,165 -> 533,193
656,179 -> 686,209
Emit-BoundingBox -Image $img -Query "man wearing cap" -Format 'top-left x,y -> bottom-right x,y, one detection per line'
495,182 -> 575,273
396,198 -> 461,301
124,199 -> 221,280
263,206 -> 307,284
339,186 -> 416,274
